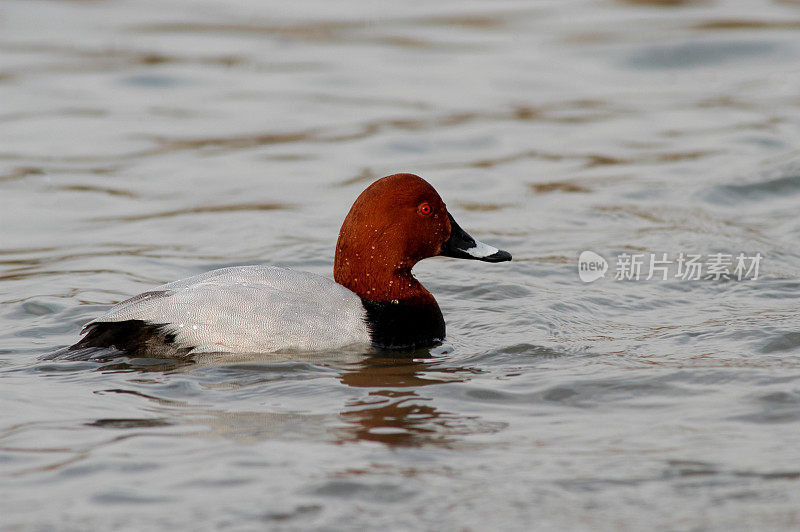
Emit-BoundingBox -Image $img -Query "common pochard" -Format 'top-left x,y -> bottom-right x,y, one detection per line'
56,173 -> 511,357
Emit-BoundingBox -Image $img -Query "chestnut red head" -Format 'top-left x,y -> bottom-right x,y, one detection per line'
334,173 -> 510,303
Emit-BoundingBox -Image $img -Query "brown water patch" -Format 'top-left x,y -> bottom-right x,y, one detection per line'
530,181 -> 591,194
0,108 -> 106,123
414,9 -> 542,30
95,202 -> 294,222
0,164 -> 120,182
594,204 -> 666,223
144,112 -> 485,158
149,132 -> 314,154
53,184 -> 138,198
0,43 -> 247,81
0,268 -> 141,283
134,22 -> 470,51
0,167 -> 44,182
135,9 -> 533,45
693,96 -> 761,110
585,150 -> 714,168
693,19 -> 800,31
431,149 -> 564,170
137,21 -> 367,39
335,168 -> 378,187
0,42 -> 243,68
1,244 -> 199,271
455,202 -> 514,212
537,255 -> 572,264
262,153 -> 316,162
617,0 -> 708,5
431,145 -> 710,172
0,247 -> 58,258
511,106 -> 543,120
1,103 -> 626,165
594,204 -> 772,245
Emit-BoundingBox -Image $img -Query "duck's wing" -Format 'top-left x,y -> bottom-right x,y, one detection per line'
82,266 -> 370,354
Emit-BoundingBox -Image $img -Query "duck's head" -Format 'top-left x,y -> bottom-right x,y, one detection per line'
334,173 -> 511,302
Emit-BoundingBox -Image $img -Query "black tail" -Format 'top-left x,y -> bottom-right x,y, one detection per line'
42,320 -> 191,360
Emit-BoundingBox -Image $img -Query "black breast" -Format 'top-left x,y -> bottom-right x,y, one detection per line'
361,299 -> 445,350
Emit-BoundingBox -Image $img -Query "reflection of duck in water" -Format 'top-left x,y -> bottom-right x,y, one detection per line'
337,355 -> 504,447
83,352 -> 504,448
53,173 -> 510,359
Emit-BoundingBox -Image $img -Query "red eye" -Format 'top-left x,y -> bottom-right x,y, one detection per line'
419,203 -> 432,216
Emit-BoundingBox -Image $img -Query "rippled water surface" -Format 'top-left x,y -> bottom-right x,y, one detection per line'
3,0 -> 800,529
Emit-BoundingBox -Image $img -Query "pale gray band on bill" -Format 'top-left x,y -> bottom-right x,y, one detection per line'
465,239 -> 500,259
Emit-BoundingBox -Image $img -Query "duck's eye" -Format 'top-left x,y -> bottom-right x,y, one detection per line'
418,203 -> 432,216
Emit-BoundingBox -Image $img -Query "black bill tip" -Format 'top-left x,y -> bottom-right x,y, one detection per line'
482,249 -> 512,262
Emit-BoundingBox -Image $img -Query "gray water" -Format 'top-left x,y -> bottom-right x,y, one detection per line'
3,0 -> 800,530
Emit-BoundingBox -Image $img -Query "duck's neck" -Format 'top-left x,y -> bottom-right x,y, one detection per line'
333,261 -> 444,349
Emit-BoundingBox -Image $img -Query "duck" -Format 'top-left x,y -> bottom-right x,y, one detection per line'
55,173 -> 511,358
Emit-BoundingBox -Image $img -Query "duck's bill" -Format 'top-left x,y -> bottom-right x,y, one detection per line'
440,214 -> 512,263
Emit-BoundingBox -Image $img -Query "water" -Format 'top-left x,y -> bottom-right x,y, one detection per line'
3,0 -> 800,529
